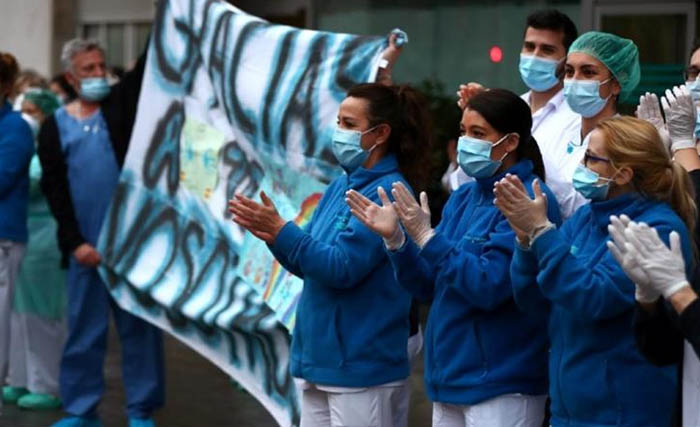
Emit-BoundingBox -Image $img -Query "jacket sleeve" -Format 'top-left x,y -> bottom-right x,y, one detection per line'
266,222 -> 312,279
269,212 -> 386,290
0,117 -> 33,197
532,221 -> 689,321
37,117 -> 85,257
633,299 -> 684,366
511,245 -> 551,320
101,39 -> 149,167
418,217 -> 516,310
680,297 -> 700,359
386,238 -> 436,301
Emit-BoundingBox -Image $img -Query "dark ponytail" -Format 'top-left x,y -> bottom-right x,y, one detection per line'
466,89 -> 546,181
346,83 -> 433,192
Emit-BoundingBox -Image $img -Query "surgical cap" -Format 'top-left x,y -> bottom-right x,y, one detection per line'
569,31 -> 640,101
23,88 -> 61,117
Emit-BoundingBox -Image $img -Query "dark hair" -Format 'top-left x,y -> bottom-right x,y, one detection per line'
525,9 -> 578,52
689,39 -> 700,63
50,73 -> 77,101
347,83 -> 433,192
0,52 -> 19,97
466,89 -> 546,181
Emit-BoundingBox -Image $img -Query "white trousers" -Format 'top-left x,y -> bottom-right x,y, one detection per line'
7,311 -> 65,394
683,340 -> 700,426
299,383 -> 405,427
0,240 -> 25,412
432,394 -> 547,427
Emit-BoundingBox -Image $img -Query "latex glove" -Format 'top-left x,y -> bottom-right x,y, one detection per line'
624,222 -> 689,298
493,175 -> 549,241
346,187 -> 405,250
606,215 -> 659,303
456,82 -> 486,110
391,182 -> 434,248
661,85 -> 697,152
636,92 -> 672,153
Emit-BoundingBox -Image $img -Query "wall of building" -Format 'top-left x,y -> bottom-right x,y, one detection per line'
0,0 -> 54,77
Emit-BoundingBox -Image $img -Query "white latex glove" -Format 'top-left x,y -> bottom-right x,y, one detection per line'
391,182 -> 434,248
624,222 -> 690,299
661,85 -> 697,152
346,187 -> 405,250
636,92 -> 672,153
606,215 -> 659,303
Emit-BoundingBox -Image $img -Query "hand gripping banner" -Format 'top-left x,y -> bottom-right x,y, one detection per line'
96,0 -> 393,425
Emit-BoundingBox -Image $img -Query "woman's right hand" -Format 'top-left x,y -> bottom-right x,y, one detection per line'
346,187 -> 400,239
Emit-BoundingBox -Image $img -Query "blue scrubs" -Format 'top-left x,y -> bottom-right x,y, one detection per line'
54,107 -> 164,419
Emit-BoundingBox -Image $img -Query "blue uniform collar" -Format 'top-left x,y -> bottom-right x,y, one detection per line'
0,101 -> 11,119
347,154 -> 400,189
589,191 -> 649,229
475,159 -> 534,192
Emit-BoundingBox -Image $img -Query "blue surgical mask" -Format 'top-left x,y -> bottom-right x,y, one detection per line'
519,54 -> 561,92
686,78 -> 700,102
695,106 -> 700,139
331,125 -> 378,171
457,134 -> 510,179
571,163 -> 616,200
564,78 -> 612,118
80,77 -> 111,101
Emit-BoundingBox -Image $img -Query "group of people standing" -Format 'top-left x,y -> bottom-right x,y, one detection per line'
1,38 -> 163,427
230,8 -> 700,427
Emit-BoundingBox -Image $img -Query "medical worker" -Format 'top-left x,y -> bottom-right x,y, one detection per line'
0,51 -> 34,415
544,31 -> 640,218
38,39 -> 164,427
2,89 -> 65,411
616,83 -> 700,426
348,89 -> 561,426
229,82 -> 431,427
496,116 -> 696,426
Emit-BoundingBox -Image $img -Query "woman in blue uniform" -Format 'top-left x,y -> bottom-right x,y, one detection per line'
495,116 -> 696,426
347,88 -> 561,426
229,82 -> 430,427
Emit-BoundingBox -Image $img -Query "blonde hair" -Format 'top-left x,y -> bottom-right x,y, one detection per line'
597,116 -> 697,241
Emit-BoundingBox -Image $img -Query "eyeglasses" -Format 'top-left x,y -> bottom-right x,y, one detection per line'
684,67 -> 700,81
583,151 -> 612,167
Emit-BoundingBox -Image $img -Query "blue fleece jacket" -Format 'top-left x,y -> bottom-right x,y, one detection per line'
0,101 -> 34,243
387,160 -> 561,405
511,193 -> 691,426
270,154 -> 411,387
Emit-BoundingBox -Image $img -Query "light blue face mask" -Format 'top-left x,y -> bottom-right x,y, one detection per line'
571,163 -> 616,200
686,78 -> 700,102
457,134 -> 510,179
80,77 -> 111,101
695,106 -> 700,139
519,54 -> 561,92
331,125 -> 378,171
564,78 -> 612,118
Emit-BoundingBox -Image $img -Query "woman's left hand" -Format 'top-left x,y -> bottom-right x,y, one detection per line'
228,191 -> 287,244
493,175 -> 549,240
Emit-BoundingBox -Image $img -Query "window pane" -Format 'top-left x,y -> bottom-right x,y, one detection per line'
134,22 -> 152,56
83,24 -> 100,41
106,24 -> 125,67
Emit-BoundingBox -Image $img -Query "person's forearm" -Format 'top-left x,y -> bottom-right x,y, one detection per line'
669,285 -> 698,314
673,148 -> 700,172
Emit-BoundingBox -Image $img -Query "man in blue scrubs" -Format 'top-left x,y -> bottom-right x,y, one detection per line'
37,38 -> 164,427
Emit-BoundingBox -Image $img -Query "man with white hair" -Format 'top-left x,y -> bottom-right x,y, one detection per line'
37,38 -> 164,427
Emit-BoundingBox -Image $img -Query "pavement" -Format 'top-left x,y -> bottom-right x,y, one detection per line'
0,320 -> 432,427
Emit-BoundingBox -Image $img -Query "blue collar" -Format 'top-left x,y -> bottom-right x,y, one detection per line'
475,159 -> 535,192
347,154 -> 400,189
589,192 -> 650,229
0,101 -> 11,119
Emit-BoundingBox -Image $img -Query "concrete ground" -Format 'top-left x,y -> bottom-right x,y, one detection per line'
1,323 -> 432,427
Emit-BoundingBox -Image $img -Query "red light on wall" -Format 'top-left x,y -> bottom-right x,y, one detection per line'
489,46 -> 503,63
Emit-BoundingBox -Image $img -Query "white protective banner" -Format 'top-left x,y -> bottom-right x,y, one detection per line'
96,0 -> 394,425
